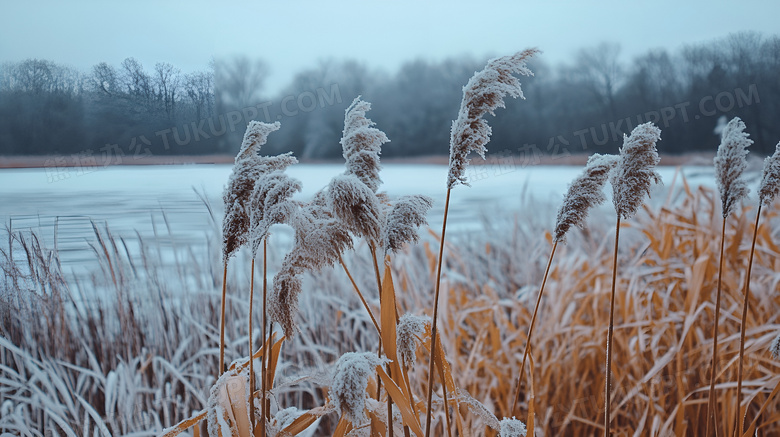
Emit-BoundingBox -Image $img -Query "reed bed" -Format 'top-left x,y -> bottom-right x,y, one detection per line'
1,174 -> 779,435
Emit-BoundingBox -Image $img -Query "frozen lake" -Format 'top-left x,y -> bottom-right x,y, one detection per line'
0,163 -> 716,279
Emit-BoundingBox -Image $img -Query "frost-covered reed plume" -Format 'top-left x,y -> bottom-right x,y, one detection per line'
269,192 -> 353,338
758,142 -> 780,206
382,195 -> 434,255
604,122 -> 661,436
396,313 -> 431,368
341,96 -> 389,193
220,121 -> 297,375
704,117 -> 752,435
447,49 -> 539,189
331,352 -> 388,427
511,153 -> 619,416
427,48 -> 538,437
734,140 -> 780,436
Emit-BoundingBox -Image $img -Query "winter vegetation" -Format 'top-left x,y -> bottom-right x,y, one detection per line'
3,46 -> 780,437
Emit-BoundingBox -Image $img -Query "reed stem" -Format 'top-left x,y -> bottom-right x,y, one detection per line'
425,187 -> 451,437
248,257 -> 255,433
261,239 -> 268,437
604,216 -> 621,437
339,254 -> 381,335
219,261 -> 228,375
512,241 -> 558,416
705,218 -> 728,437
735,204 -> 762,437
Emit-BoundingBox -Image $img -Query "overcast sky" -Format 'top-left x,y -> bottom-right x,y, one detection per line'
2,0 -> 778,93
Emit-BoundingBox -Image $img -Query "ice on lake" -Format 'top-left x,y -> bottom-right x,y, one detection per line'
0,163 -> 717,280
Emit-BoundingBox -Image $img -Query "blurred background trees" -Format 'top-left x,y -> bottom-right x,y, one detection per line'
1,31 -> 778,160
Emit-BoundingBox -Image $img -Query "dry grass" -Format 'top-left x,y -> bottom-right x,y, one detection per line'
2,175 -> 780,436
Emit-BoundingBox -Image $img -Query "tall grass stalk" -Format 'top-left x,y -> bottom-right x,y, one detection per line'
219,261 -> 228,374
511,240 -> 557,416
705,218 -> 727,437
425,187 -> 451,437
426,48 -> 537,437
604,122 -> 661,436
261,238 -> 268,437
706,117 -> 752,436
604,217 -> 620,436
338,254 -> 381,335
734,204 -> 761,437
248,257 -> 256,433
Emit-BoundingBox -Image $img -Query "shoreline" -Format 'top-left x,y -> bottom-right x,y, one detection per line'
0,152 -> 716,169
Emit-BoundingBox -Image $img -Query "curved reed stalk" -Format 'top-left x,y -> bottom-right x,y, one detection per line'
261,239 -> 268,436
425,188 -> 451,437
705,219 -> 727,437
705,117 -> 751,436
734,204 -> 761,437
511,241 -> 557,416
426,48 -> 537,437
604,217 -> 620,436
248,257 -> 256,433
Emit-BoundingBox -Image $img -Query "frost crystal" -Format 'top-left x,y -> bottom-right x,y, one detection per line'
554,154 -> 619,242
383,195 -> 434,253
331,352 -> 388,426
447,49 -> 538,189
759,142 -> 780,207
610,122 -> 662,220
328,173 -> 383,244
714,117 -> 752,217
396,313 -> 431,367
499,417 -> 528,437
341,97 -> 389,193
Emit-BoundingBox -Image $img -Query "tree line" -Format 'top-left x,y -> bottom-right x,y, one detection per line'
0,31 -> 778,162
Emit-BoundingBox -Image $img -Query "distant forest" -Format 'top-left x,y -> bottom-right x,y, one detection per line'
1,32 -> 778,163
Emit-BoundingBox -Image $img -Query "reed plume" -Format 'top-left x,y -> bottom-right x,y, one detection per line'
705,117 -> 752,436
382,195 -> 434,254
249,171 -> 302,258
223,121 -> 296,261
396,313 -> 431,368
609,123 -> 662,220
758,142 -> 780,206
511,152 -> 618,417
604,122 -> 661,436
714,117 -> 751,218
447,49 -> 539,189
269,196 -> 353,338
327,173 -> 383,244
554,154 -> 620,242
427,48 -> 538,437
341,96 -> 389,193
220,120 -> 295,376
331,352 -> 388,426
